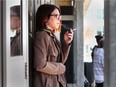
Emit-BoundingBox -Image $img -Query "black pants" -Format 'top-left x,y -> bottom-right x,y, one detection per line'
96,82 -> 103,87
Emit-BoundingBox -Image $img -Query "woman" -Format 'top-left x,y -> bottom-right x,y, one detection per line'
33,4 -> 74,87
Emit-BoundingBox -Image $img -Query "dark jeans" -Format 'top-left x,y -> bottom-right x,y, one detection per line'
84,62 -> 94,84
96,82 -> 104,87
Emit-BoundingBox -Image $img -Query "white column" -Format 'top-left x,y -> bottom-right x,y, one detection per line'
73,0 -> 84,87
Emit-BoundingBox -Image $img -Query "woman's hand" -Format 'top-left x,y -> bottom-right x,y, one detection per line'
64,29 -> 74,45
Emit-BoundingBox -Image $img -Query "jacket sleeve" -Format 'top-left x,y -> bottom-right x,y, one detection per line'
34,32 -> 65,75
61,41 -> 71,64
37,62 -> 66,75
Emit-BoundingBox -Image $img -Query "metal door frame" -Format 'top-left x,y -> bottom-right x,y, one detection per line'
0,1 -> 3,87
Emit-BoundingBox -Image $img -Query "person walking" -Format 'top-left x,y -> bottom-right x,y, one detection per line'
93,37 -> 104,87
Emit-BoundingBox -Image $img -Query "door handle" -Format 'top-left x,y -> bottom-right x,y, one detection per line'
25,62 -> 28,79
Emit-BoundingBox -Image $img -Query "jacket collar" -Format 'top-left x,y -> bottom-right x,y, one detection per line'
42,29 -> 55,38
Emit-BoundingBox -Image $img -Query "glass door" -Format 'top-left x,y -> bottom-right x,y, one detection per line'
3,0 -> 29,87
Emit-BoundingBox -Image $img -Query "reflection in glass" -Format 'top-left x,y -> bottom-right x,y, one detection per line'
10,5 -> 23,56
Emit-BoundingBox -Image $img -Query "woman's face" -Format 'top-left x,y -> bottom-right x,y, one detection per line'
10,11 -> 20,31
46,8 -> 61,31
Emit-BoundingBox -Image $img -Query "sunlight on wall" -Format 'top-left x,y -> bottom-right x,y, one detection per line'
84,0 -> 104,62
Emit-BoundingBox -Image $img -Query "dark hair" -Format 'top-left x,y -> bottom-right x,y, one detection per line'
98,39 -> 104,48
10,5 -> 20,18
95,35 -> 103,44
35,4 -> 61,32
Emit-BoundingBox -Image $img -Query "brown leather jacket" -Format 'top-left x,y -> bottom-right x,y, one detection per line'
33,29 -> 71,87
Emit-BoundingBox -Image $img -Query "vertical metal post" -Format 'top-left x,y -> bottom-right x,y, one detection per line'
104,0 -> 116,87
0,1 -> 2,87
73,0 -> 84,87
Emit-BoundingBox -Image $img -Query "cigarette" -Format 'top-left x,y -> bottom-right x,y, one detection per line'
73,29 -> 76,31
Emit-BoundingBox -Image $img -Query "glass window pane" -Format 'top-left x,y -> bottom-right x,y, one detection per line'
10,5 -> 23,56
